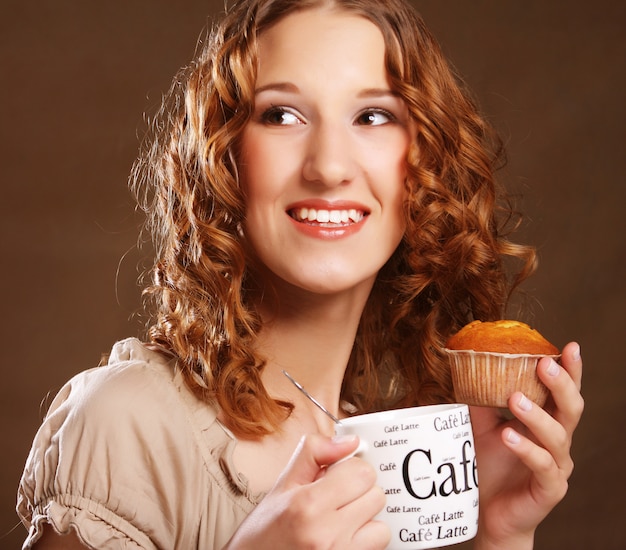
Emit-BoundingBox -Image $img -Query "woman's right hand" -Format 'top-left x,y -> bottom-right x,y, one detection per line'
224,434 -> 390,550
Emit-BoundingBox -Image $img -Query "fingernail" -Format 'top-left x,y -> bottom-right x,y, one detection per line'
506,428 -> 521,445
547,359 -> 560,377
573,343 -> 581,362
332,434 -> 358,445
518,394 -> 532,412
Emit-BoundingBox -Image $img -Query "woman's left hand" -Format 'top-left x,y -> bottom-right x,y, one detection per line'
469,341 -> 584,550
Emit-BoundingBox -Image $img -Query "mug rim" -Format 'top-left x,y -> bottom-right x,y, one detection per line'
338,403 -> 468,427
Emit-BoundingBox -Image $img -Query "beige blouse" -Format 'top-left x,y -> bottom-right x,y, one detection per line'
17,338 -> 262,549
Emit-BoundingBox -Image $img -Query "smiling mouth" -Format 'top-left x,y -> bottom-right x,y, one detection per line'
289,207 -> 367,225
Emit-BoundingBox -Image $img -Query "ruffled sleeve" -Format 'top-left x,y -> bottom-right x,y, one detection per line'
17,339 -> 209,549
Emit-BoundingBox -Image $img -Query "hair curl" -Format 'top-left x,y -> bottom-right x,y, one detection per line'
130,0 -> 537,437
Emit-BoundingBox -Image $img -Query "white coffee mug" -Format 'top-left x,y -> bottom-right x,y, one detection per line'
335,404 -> 478,549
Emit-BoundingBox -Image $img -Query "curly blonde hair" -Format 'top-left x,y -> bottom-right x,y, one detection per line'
131,0 -> 537,437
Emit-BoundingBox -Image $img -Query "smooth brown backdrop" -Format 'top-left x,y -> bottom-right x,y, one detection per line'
1,1 -> 624,548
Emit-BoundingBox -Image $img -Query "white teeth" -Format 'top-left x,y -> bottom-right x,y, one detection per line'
293,207 -> 364,224
318,210 -> 331,223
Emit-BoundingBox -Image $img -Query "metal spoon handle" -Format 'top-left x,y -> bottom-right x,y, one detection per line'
282,370 -> 342,424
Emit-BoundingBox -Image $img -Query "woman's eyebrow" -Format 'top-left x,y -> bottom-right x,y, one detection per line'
357,88 -> 400,99
254,83 -> 399,99
255,82 -> 300,94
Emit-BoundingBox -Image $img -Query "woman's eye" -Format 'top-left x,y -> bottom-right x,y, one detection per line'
355,109 -> 395,126
261,107 -> 302,126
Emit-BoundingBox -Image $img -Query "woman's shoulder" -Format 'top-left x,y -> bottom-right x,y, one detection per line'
70,337 -> 177,397
28,339 -> 174,441
17,338 -> 242,549
56,338 -> 180,413
32,337 -> 228,466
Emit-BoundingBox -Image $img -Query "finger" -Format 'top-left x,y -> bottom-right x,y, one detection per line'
315,455 -> 379,509
338,484 -> 389,550
276,433 -> 360,489
508,391 -> 574,476
337,477 -> 385,516
502,425 -> 569,506
349,518 -> 391,550
559,341 -> 583,390
537,350 -> 584,435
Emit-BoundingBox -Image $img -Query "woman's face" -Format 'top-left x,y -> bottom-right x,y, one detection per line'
239,7 -> 411,297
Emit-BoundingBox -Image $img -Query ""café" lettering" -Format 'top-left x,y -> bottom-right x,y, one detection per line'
401,439 -> 478,499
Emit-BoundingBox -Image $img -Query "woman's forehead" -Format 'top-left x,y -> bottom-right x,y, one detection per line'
255,8 -> 390,89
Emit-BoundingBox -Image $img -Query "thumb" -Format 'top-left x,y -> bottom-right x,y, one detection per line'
276,433 -> 360,489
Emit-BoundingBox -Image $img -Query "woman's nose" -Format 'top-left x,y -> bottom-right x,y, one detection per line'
301,123 -> 357,187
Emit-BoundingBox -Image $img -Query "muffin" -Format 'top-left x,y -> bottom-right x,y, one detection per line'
444,320 -> 560,408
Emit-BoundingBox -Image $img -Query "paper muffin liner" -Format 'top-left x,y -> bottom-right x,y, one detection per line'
444,349 -> 561,408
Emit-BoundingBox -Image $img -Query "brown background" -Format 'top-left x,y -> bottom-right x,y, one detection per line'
1,1 -> 624,548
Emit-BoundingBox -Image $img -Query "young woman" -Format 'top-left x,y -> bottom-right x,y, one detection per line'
18,1 -> 584,548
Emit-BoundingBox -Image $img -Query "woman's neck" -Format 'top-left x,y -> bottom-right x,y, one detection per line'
254,281 -> 373,420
